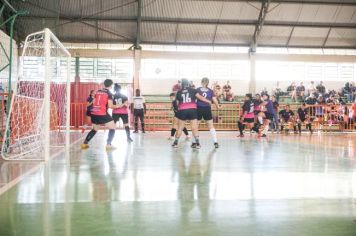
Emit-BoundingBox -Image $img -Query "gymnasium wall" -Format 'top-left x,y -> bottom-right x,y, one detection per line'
0,29 -> 18,91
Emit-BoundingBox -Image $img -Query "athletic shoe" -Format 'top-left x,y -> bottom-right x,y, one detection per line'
237,134 -> 244,138
106,145 -> 117,151
133,130 -> 138,133
172,141 -> 178,148
81,143 -> 89,149
214,143 -> 219,148
261,134 -> 267,138
191,143 -> 197,149
196,143 -> 201,149
142,130 -> 146,133
127,137 -> 133,143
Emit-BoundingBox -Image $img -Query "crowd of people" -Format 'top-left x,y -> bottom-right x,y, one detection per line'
273,81 -> 356,104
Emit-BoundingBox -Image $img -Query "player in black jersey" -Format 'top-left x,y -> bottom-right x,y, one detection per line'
296,103 -> 313,134
169,93 -> 190,140
279,104 -> 297,134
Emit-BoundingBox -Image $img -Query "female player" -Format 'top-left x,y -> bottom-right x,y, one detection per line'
196,77 -> 220,148
112,83 -> 133,142
169,93 -> 190,140
172,79 -> 212,149
237,93 -> 255,137
83,90 -> 95,131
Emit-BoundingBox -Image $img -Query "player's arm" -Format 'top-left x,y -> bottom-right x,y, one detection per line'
212,96 -> 220,109
86,100 -> 93,107
108,99 -> 120,109
196,93 -> 212,105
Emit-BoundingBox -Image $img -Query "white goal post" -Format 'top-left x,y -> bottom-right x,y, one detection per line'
1,28 -> 71,161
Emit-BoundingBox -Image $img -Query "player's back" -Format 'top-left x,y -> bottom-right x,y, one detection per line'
176,87 -> 197,110
196,87 -> 213,107
91,88 -> 112,116
113,92 -> 128,114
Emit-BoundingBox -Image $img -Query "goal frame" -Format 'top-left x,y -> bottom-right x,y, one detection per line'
1,28 -> 71,161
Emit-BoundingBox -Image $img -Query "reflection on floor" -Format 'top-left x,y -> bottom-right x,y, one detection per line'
0,131 -> 355,236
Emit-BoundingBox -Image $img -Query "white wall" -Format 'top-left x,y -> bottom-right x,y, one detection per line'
0,29 -> 18,91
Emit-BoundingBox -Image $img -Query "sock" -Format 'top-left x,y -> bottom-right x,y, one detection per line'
293,125 -> 297,132
263,125 -> 269,135
171,128 -> 177,137
258,116 -> 263,125
210,128 -> 217,143
174,137 -> 179,143
84,129 -> 97,144
183,127 -> 189,136
307,124 -> 312,132
298,123 -> 302,132
238,121 -> 244,135
141,122 -> 145,131
194,136 -> 200,144
125,126 -> 131,139
107,129 -> 115,145
281,125 -> 284,131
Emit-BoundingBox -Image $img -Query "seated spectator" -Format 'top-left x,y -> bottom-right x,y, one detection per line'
305,93 -> 317,105
261,87 -> 268,97
316,81 -> 326,95
350,82 -> 356,102
296,82 -> 305,99
189,80 -> 195,89
307,81 -> 317,96
223,80 -> 234,102
287,82 -> 297,102
273,81 -> 283,101
212,81 -> 222,100
342,82 -> 352,103
172,80 -> 181,93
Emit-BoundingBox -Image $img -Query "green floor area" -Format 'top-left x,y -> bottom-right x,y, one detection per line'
0,132 -> 355,235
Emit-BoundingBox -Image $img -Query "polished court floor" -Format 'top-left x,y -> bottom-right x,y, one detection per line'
0,131 -> 355,236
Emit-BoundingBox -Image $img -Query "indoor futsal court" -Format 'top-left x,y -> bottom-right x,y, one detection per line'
0,0 -> 356,235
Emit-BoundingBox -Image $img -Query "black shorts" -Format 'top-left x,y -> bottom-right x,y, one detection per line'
264,112 -> 274,121
197,106 -> 213,121
243,118 -> 255,123
177,109 -> 197,121
86,110 -> 91,117
134,109 -> 144,117
112,113 -> 129,124
91,114 -> 113,125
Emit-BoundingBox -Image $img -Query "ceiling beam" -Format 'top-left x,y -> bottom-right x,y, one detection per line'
189,0 -> 356,6
251,0 -> 270,52
134,0 -> 142,49
21,15 -> 356,29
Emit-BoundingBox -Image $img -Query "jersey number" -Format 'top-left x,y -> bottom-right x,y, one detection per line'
202,92 -> 207,98
95,95 -> 101,105
182,93 -> 191,103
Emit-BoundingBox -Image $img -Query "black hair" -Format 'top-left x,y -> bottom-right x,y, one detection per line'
104,79 -> 113,88
245,93 -> 252,100
114,83 -> 121,92
169,92 -> 176,97
181,78 -> 189,88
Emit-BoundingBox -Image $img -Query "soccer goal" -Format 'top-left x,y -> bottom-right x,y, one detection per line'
1,28 -> 71,161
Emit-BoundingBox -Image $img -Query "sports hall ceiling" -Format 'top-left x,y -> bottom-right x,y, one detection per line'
7,0 -> 356,49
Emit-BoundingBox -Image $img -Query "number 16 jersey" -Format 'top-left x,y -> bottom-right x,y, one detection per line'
176,87 -> 197,110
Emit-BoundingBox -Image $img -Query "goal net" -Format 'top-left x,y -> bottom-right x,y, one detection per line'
1,28 -> 71,161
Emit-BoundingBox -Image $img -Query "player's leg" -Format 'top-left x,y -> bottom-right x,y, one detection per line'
172,118 -> 185,148
190,119 -> 201,149
122,114 -> 133,142
104,120 -> 116,149
237,120 -> 245,137
170,116 -> 178,139
81,123 -> 99,149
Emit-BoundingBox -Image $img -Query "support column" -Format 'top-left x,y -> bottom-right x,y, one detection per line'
249,52 -> 256,94
133,49 -> 141,91
74,56 -> 80,103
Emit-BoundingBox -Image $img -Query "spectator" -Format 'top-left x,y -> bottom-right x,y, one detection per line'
307,81 -> 317,96
273,81 -> 283,101
305,93 -> 317,105
316,81 -> 326,95
261,87 -> 268,97
287,82 -> 297,102
352,98 -> 356,123
172,80 -> 182,93
296,82 -> 305,99
342,82 -> 352,103
223,80 -> 234,102
212,81 -> 222,99
189,80 -> 195,89
350,82 -> 356,102
271,95 -> 279,132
